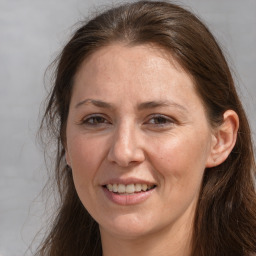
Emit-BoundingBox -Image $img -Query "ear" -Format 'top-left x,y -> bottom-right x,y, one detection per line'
206,110 -> 239,168
65,148 -> 71,167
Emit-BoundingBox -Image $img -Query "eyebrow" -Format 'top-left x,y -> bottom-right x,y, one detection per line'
137,100 -> 188,112
75,99 -> 114,109
75,98 -> 188,112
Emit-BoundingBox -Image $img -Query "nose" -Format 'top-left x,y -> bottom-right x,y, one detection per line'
107,121 -> 145,167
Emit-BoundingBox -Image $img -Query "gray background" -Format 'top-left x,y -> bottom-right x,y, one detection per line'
0,0 -> 255,255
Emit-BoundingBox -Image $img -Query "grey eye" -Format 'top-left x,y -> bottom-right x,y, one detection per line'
149,116 -> 169,124
86,116 -> 107,124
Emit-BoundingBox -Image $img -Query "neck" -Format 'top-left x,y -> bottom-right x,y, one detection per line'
100,217 -> 193,256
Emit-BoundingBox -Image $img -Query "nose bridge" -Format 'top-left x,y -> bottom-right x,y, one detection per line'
107,118 -> 144,167
116,119 -> 133,150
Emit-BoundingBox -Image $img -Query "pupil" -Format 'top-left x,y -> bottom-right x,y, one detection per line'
95,117 -> 104,123
155,117 -> 165,124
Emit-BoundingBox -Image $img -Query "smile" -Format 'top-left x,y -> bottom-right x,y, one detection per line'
105,183 -> 156,194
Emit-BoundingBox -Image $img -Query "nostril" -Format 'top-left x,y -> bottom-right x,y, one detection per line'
107,147 -> 145,167
107,128 -> 145,167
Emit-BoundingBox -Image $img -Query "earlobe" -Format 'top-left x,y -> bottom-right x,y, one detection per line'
206,110 -> 239,168
65,150 -> 71,167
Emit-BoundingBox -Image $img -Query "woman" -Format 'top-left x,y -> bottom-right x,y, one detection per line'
36,1 -> 256,255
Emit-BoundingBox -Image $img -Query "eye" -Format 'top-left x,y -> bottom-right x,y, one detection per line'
148,116 -> 170,124
81,114 -> 111,127
145,114 -> 175,128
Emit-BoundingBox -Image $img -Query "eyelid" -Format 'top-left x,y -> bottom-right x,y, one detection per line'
78,113 -> 176,127
144,113 -> 177,126
79,113 -> 111,125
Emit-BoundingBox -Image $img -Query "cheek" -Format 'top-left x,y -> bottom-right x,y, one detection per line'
67,135 -> 106,186
150,132 -> 210,188
67,135 -> 107,214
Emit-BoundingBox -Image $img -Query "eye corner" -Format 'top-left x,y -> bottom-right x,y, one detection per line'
79,113 -> 112,127
144,114 -> 176,128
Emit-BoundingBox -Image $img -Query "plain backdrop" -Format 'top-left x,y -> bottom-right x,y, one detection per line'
0,0 -> 255,255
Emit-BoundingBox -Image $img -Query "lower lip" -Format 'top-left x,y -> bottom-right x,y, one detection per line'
102,187 -> 155,206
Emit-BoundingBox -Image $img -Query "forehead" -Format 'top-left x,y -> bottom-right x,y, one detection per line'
76,43 -> 184,77
71,43 -> 203,113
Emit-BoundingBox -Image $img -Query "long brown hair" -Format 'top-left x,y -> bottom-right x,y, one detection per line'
36,1 -> 256,255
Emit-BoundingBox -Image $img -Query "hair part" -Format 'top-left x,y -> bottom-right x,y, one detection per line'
37,1 -> 256,255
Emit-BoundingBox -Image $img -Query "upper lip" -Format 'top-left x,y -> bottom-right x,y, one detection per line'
101,177 -> 157,186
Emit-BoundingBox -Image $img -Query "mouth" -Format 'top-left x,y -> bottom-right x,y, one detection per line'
103,183 -> 157,194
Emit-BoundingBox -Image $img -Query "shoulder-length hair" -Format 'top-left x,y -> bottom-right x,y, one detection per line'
37,1 -> 256,255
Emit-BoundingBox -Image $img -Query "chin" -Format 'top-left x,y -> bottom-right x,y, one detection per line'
99,214 -> 155,239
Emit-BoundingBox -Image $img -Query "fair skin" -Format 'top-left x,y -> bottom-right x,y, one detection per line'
65,44 -> 239,256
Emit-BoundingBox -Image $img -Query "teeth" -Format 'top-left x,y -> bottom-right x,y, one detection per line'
112,184 -> 118,192
126,184 -> 135,193
106,184 -> 113,191
142,184 -> 147,191
135,184 -> 141,192
118,184 -> 126,193
105,183 -> 155,194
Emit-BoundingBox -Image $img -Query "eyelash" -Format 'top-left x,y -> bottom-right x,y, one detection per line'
79,114 -> 175,129
145,114 -> 175,127
80,114 -> 111,126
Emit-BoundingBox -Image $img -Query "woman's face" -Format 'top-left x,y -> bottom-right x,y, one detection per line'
65,44 -> 215,240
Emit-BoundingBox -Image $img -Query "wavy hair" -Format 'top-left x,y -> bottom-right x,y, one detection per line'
36,1 -> 256,255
